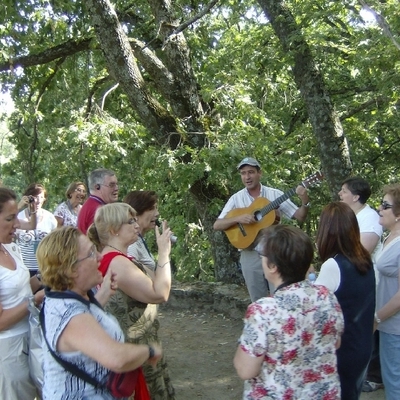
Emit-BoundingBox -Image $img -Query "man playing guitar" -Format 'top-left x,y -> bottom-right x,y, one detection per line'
213,157 -> 310,302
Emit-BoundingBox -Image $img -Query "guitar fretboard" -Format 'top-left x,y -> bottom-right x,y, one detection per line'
259,188 -> 297,217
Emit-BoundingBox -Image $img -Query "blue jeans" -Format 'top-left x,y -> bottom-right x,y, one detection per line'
380,331 -> 400,400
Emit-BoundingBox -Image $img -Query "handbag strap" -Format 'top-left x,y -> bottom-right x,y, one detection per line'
39,300 -> 105,391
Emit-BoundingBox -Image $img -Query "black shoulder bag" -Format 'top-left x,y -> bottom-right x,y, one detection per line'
40,289 -> 140,398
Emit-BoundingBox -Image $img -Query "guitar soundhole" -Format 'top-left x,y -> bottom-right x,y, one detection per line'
254,210 -> 262,221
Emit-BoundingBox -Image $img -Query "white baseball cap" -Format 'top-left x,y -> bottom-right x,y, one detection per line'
237,157 -> 261,170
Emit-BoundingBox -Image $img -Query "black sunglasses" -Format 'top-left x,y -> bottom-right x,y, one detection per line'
381,200 -> 393,210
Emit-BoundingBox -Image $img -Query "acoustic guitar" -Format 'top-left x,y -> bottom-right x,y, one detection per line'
224,171 -> 323,249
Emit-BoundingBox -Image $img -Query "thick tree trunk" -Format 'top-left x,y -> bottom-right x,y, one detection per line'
258,0 -> 353,196
85,0 -> 237,282
190,177 -> 244,284
86,0 -> 180,148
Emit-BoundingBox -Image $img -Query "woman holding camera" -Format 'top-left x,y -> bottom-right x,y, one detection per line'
17,183 -> 57,276
88,203 -> 175,399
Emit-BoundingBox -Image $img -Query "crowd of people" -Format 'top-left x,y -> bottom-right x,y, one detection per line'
0,168 -> 175,400
0,160 -> 399,399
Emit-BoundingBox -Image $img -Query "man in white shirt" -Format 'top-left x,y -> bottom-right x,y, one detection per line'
213,157 -> 310,302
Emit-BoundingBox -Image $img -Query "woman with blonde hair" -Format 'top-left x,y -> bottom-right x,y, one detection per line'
88,203 -> 175,399
37,226 -> 161,399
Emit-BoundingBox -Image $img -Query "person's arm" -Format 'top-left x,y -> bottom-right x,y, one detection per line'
234,302 -> 268,380
360,232 -> 380,254
375,263 -> 400,324
30,275 -> 43,294
18,198 -> 38,230
213,213 -> 256,231
112,225 -> 172,304
0,290 -> 43,331
315,258 -> 341,292
213,196 -> 249,231
234,346 -> 264,380
18,196 -> 30,212
55,216 -> 64,227
95,268 -> 117,306
57,313 -> 162,372
19,214 -> 37,230
292,185 -> 310,223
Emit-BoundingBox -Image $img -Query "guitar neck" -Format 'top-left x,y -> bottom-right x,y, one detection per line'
260,187 -> 297,217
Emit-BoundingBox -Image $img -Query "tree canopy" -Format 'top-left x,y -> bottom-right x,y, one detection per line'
1,0 -> 399,281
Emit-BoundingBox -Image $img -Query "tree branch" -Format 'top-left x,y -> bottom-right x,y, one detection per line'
340,96 -> 388,120
0,38 -> 93,72
85,75 -> 112,119
163,0 -> 220,46
86,0 -> 180,147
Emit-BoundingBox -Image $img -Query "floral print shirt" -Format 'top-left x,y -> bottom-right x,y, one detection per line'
53,201 -> 81,227
239,281 -> 344,400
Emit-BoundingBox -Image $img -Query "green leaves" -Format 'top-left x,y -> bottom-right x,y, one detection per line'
1,0 -> 400,282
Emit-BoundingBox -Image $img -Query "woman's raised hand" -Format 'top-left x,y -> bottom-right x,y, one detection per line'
155,220 -> 172,256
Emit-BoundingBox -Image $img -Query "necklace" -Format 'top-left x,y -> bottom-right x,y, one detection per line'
0,244 -> 9,257
106,244 -> 126,254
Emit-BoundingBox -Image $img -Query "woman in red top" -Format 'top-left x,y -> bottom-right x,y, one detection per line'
87,203 -> 175,400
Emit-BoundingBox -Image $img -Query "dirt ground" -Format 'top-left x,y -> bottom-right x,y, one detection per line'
158,305 -> 243,399
158,301 -> 385,400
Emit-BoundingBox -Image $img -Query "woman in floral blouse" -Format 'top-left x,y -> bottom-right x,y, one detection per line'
53,181 -> 87,227
234,225 -> 344,400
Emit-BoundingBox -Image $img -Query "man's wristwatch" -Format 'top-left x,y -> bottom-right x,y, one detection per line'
148,345 -> 155,359
302,202 -> 311,208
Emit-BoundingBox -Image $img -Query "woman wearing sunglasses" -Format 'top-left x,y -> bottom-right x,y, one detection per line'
375,184 -> 400,400
87,203 -> 175,399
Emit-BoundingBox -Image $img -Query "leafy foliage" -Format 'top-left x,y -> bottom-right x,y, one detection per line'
0,0 -> 399,282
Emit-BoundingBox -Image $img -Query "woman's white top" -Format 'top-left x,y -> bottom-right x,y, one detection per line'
0,243 -> 32,339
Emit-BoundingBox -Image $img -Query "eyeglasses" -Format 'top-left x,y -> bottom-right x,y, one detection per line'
126,217 -> 138,225
75,188 -> 87,195
101,183 -> 119,189
74,245 -> 97,264
381,200 -> 393,210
